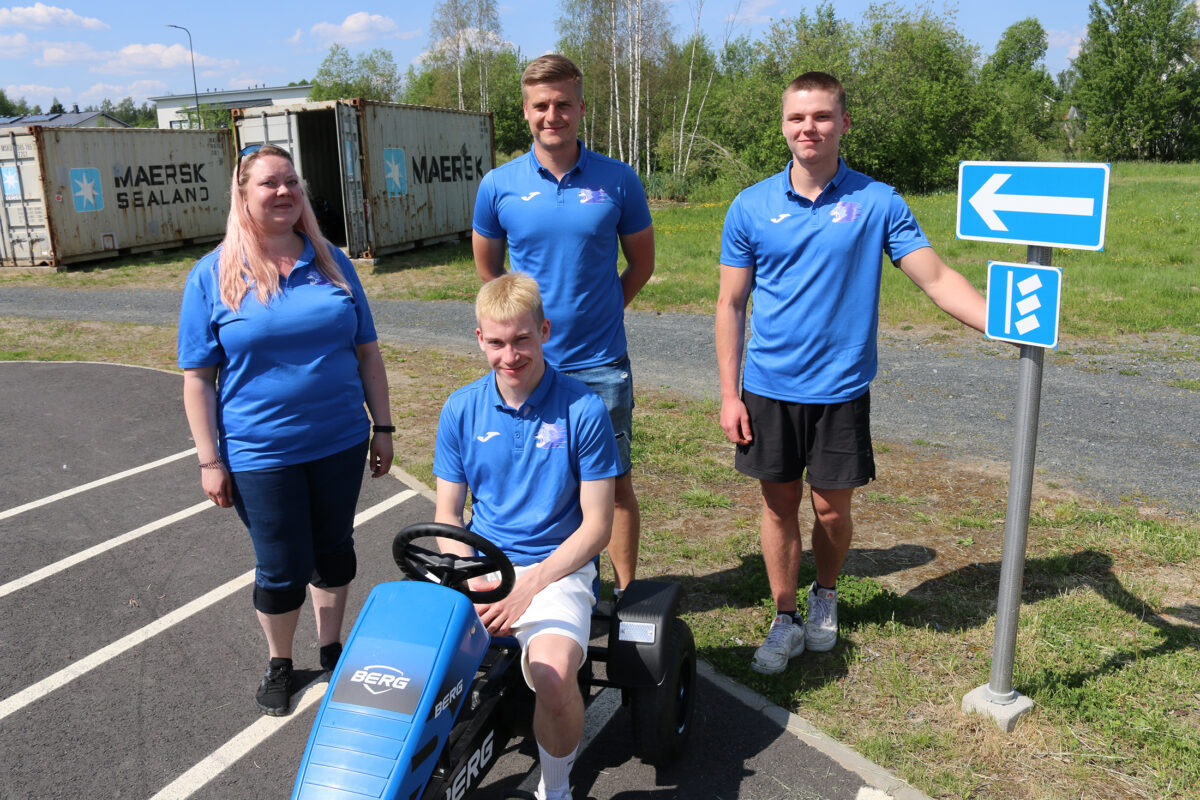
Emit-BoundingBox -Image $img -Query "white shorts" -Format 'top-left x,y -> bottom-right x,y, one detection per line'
506,561 -> 597,689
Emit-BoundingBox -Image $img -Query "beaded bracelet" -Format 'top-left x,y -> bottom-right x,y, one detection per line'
199,459 -> 225,470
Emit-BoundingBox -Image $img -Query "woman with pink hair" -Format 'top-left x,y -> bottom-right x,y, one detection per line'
178,144 -> 393,716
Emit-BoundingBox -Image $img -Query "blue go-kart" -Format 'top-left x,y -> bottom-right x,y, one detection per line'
290,522 -> 697,799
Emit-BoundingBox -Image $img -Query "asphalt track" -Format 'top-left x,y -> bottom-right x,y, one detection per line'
0,361 -> 927,800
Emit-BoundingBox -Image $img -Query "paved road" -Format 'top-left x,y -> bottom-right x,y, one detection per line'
2,286 -> 1196,512
0,362 -> 925,800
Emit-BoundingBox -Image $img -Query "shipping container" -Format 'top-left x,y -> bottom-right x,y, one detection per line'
0,126 -> 234,268
233,99 -> 494,258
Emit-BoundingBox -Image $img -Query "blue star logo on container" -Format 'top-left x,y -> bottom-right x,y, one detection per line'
384,148 -> 406,197
70,167 -> 103,212
2,165 -> 19,197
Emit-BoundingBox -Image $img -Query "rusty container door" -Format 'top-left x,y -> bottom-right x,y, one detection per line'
234,101 -> 371,257
0,127 -> 49,266
357,101 -> 494,256
334,101 -> 369,256
2,126 -> 233,268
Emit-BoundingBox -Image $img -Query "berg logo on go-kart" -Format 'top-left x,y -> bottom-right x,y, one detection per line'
434,679 -> 464,718
348,664 -> 411,695
444,729 -> 494,800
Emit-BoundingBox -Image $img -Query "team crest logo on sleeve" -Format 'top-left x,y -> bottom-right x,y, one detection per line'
578,186 -> 610,204
830,201 -> 861,223
535,422 -> 566,449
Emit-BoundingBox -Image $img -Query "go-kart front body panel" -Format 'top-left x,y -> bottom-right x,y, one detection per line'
292,580 -> 490,799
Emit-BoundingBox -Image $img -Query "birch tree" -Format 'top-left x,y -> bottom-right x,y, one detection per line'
430,0 -> 471,108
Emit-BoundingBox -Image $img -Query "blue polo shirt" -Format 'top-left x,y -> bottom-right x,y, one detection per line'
433,366 -> 621,565
177,236 -> 377,470
472,144 -> 653,371
720,159 -> 930,404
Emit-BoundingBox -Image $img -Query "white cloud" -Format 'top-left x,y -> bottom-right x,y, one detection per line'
429,28 -> 512,56
78,79 -> 167,105
1047,27 -> 1084,48
1047,26 -> 1086,64
3,80 -> 72,110
288,28 -> 302,45
36,39 -> 99,65
89,42 -> 235,75
0,30 -> 30,54
310,11 -> 420,46
0,3 -> 107,29
728,0 -> 777,27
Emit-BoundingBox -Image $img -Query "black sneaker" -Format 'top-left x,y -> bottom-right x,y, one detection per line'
320,642 -> 343,672
255,659 -> 293,716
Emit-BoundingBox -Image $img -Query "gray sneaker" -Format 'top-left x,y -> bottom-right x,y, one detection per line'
752,614 -> 805,674
805,583 -> 838,652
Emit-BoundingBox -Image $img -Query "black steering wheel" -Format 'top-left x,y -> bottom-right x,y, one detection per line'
392,522 -> 516,604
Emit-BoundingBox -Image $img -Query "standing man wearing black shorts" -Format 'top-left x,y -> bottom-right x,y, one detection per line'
715,71 -> 987,674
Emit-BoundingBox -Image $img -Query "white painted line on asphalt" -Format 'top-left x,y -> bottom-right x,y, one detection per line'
0,571 -> 252,723
147,680 -> 329,800
0,447 -> 197,522
0,501 -> 212,600
0,489 -> 417,724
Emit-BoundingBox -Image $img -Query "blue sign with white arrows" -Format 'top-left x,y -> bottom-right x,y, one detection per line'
958,162 -> 1110,251
986,261 -> 1063,348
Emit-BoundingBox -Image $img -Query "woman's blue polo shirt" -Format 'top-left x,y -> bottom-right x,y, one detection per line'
433,367 -> 620,565
720,159 -> 930,404
177,236 -> 377,470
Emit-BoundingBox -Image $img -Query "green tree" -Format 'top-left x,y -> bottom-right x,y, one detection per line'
1071,0 -> 1200,160
845,4 -> 1014,192
311,44 -> 402,102
557,0 -> 672,172
0,90 -> 34,116
49,98 -> 65,114
981,18 -> 1061,156
99,97 -> 158,127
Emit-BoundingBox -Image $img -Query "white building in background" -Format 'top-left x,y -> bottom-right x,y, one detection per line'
149,84 -> 313,129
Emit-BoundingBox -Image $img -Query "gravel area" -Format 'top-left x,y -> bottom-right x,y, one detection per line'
2,285 -> 1196,514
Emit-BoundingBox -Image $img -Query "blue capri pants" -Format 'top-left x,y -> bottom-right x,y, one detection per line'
230,440 -> 368,615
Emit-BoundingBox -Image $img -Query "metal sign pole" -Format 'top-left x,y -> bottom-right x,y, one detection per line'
962,243 -> 1052,729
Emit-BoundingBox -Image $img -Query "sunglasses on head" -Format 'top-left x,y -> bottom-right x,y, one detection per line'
238,143 -> 291,159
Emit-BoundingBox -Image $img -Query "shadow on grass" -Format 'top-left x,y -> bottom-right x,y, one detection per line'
661,547 -> 1198,700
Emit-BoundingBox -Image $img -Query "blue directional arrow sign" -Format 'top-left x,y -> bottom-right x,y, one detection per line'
958,161 -> 1110,250
986,261 -> 1063,348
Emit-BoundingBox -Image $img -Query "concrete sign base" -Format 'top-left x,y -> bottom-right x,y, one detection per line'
961,685 -> 1034,733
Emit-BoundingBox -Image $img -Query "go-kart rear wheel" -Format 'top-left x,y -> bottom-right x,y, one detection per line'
630,618 -> 696,766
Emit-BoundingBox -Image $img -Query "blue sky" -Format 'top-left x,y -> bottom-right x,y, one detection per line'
1,1 -> 1095,112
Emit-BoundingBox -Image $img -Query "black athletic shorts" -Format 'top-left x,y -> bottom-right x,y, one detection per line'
734,389 -> 875,489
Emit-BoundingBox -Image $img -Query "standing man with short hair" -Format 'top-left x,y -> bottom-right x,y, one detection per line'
716,71 -> 987,674
435,273 -> 619,800
472,53 -> 655,600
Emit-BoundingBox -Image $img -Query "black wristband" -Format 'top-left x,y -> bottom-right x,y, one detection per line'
372,424 -> 396,434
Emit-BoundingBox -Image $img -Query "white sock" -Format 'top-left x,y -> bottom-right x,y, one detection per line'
536,741 -> 576,799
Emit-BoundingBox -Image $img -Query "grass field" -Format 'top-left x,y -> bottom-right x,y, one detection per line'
1,160 -> 1197,799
